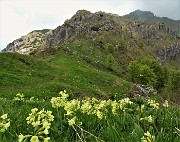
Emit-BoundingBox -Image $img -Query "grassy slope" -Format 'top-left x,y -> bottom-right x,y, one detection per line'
0,45 -> 131,100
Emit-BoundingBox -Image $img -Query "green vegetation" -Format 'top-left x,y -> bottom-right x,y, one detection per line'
0,91 -> 179,141
0,37 -> 180,141
0,47 -> 130,100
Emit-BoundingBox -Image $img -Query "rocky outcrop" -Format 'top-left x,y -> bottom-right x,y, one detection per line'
46,10 -> 121,47
126,84 -> 157,98
2,29 -> 52,54
157,43 -> 180,60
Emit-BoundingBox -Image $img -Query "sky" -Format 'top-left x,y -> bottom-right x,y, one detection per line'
0,0 -> 180,51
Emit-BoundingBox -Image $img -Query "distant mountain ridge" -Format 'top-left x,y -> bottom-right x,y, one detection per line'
124,9 -> 180,35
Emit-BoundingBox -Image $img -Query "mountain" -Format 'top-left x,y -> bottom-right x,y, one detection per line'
124,9 -> 180,35
1,9 -> 180,100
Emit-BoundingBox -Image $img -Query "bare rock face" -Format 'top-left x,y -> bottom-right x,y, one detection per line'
46,10 -> 121,47
2,29 -> 52,54
157,43 -> 180,60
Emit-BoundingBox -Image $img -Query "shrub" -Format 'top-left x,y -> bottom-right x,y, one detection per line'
127,57 -> 165,90
165,69 -> 180,91
127,61 -> 157,87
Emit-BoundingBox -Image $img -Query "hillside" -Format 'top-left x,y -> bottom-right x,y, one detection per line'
0,51 -> 130,99
1,9 -> 180,100
0,9 -> 180,142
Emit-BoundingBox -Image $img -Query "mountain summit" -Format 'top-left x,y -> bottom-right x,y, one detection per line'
124,9 -> 155,20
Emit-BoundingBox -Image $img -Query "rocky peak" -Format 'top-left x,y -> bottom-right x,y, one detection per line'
46,10 -> 121,47
125,9 -> 155,19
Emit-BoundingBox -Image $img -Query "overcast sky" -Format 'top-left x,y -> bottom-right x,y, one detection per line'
0,0 -> 180,51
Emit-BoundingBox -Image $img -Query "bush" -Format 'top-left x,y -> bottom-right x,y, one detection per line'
127,61 -> 157,87
127,57 -> 166,90
165,69 -> 180,91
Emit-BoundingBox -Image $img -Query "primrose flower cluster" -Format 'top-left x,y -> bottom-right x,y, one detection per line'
13,93 -> 46,103
18,108 -> 54,142
51,90 -> 166,127
141,131 -> 155,142
13,93 -> 25,101
0,114 -> 10,133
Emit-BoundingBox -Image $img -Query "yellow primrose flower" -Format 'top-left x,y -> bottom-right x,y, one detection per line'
43,121 -> 51,129
43,128 -> 49,135
1,114 -> 8,119
163,100 -> 169,108
68,117 -> 76,126
111,101 -> 119,115
148,100 -> 159,109
140,115 -> 153,123
32,121 -> 41,128
96,110 -> 103,119
30,136 -> 39,142
44,137 -> 50,142
18,134 -> 24,142
4,122 -> 10,129
141,131 -> 155,142
31,108 -> 38,114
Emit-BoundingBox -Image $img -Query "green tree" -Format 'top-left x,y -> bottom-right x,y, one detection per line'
127,60 -> 157,87
139,57 -> 165,89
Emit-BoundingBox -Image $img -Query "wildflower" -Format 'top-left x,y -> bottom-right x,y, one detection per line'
119,98 -> 133,111
60,90 -> 69,100
31,108 -> 38,114
111,101 -> 119,115
0,114 -> 10,133
64,100 -> 80,116
32,121 -> 41,128
96,110 -> 103,119
68,117 -> 76,125
1,114 -> 8,119
43,121 -> 51,129
141,131 -> 155,142
140,115 -> 153,123
163,100 -> 168,108
19,108 -> 54,141
30,136 -> 39,142
13,93 -> 24,101
18,134 -> 24,142
81,101 -> 92,114
148,99 -> 159,110
43,128 -> 49,135
44,137 -> 50,142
